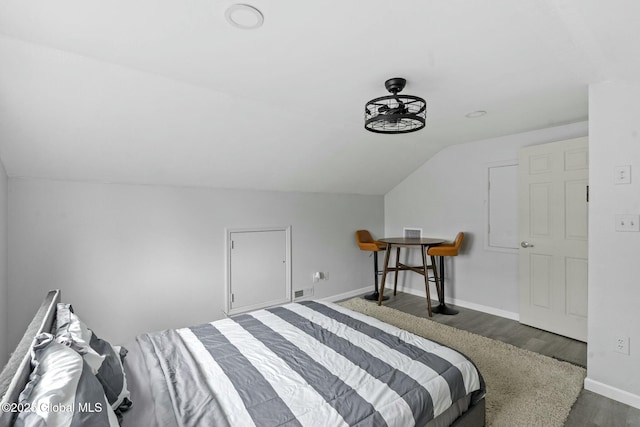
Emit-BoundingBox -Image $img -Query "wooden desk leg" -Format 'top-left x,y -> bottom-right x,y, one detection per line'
421,246 -> 433,317
377,244 -> 393,306
393,246 -> 401,296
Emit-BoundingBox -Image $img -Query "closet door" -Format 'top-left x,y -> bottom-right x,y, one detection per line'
227,227 -> 291,315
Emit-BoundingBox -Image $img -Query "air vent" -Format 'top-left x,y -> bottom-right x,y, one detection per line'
294,288 -> 314,299
403,228 -> 422,239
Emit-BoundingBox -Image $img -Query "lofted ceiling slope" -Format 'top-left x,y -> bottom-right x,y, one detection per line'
0,0 -> 639,195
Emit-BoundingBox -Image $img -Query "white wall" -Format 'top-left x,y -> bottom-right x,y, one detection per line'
384,121 -> 588,316
586,81 -> 640,407
7,179 -> 383,349
0,160 -> 7,366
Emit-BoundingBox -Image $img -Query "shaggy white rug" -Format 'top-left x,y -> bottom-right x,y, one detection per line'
339,298 -> 586,427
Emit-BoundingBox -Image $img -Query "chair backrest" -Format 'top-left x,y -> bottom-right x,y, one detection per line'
427,232 -> 464,256
452,232 -> 464,252
355,230 -> 383,252
355,229 -> 374,245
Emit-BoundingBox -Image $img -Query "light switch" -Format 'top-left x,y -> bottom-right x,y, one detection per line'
614,165 -> 631,184
615,214 -> 640,232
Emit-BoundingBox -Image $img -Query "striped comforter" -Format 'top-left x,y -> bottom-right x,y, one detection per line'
135,301 -> 484,427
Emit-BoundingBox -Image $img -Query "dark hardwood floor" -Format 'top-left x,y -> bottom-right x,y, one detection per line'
365,291 -> 640,427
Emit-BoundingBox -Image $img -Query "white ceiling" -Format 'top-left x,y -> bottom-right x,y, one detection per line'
0,0 -> 638,195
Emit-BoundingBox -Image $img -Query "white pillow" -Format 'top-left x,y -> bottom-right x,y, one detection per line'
14,333 -> 119,427
55,304 -> 105,374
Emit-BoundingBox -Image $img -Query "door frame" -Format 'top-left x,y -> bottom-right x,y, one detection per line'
225,226 -> 292,315
484,159 -> 519,254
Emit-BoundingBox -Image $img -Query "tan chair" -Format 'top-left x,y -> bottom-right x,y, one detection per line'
355,230 -> 388,301
427,232 -> 464,315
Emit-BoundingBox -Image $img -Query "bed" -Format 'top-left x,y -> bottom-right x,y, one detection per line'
0,291 -> 485,427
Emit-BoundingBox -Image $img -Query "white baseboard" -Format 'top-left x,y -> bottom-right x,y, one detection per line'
449,297 -> 519,321
396,286 -> 520,321
323,285 -> 519,321
584,377 -> 640,409
321,286 -> 372,303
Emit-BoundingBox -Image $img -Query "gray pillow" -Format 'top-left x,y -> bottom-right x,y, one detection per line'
55,303 -> 131,413
14,333 -> 119,427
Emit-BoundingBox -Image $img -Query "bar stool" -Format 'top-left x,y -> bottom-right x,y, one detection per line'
355,230 -> 389,301
427,232 -> 464,315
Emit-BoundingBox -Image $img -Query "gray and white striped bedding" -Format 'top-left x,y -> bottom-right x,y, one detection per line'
134,301 -> 484,427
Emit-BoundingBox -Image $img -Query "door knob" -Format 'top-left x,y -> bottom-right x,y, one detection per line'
520,241 -> 534,248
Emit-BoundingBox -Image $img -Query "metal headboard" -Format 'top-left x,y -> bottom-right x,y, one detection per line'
0,290 -> 61,427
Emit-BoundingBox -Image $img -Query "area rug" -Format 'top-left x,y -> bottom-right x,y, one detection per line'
339,298 -> 586,427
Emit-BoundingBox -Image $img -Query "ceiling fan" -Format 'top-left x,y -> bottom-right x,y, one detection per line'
365,78 -> 426,134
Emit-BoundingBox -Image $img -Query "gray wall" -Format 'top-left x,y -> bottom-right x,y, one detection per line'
586,81 -> 640,407
0,161 -> 7,366
8,179 -> 383,348
384,122 -> 588,316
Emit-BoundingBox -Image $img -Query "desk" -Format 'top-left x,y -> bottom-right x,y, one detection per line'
378,237 -> 444,316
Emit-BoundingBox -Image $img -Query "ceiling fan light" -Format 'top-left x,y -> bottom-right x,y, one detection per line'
465,110 -> 487,118
225,4 -> 264,30
365,78 -> 426,134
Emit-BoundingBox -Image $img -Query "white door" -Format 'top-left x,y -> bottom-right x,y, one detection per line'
227,227 -> 291,315
518,137 -> 588,342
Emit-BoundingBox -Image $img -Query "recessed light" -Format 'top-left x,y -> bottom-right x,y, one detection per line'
465,110 -> 487,118
225,4 -> 264,30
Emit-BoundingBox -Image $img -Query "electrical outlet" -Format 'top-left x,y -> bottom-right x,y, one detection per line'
312,272 -> 328,283
614,335 -> 630,355
614,165 -> 631,184
615,214 -> 640,232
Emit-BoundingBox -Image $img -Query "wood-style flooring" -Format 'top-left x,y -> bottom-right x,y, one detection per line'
369,291 -> 640,427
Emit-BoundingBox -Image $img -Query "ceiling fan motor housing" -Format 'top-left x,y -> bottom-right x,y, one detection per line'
384,78 -> 407,94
